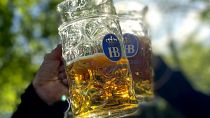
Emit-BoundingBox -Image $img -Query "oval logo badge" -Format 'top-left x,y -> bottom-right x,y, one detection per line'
123,33 -> 139,58
102,34 -> 122,62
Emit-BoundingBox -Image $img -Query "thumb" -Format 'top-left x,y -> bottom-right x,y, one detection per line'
36,44 -> 62,80
44,44 -> 62,61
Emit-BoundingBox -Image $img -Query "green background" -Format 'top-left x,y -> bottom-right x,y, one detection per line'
0,0 -> 209,117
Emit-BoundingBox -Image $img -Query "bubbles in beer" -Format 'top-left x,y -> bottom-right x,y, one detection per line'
66,53 -> 138,117
127,36 -> 153,101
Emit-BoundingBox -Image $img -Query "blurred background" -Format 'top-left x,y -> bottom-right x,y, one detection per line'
0,0 -> 209,117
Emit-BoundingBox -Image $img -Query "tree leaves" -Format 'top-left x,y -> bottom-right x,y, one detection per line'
0,0 -> 60,115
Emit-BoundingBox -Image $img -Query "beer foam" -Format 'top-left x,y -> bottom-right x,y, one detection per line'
66,53 -> 105,66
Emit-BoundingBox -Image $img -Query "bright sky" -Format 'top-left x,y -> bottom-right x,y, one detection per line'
114,0 -> 210,54
13,0 -> 210,57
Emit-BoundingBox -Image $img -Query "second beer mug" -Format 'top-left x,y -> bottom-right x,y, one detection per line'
115,1 -> 154,102
57,0 -> 138,117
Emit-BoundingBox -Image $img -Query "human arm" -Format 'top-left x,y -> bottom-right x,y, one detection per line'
153,56 -> 210,118
12,45 -> 69,118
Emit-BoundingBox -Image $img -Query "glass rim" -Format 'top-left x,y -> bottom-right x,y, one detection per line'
57,0 -> 112,13
57,0 -> 117,22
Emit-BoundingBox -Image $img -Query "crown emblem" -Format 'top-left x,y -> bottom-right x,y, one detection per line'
106,36 -> 118,45
124,37 -> 132,44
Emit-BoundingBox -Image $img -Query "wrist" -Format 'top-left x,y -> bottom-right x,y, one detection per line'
32,80 -> 55,105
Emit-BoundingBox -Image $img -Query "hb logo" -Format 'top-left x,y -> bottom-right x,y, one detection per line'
103,34 -> 122,62
123,33 -> 139,58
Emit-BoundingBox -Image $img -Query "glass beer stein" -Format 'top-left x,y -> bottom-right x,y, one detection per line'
115,1 -> 154,102
57,0 -> 138,117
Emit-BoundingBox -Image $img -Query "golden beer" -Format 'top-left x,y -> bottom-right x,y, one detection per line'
66,53 -> 138,117
127,36 -> 153,101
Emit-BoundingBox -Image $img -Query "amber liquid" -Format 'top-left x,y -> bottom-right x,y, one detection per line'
66,53 -> 138,118
128,36 -> 154,102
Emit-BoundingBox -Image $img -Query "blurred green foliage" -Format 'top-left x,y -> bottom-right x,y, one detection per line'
0,0 -> 209,117
192,0 -> 210,23
165,41 -> 210,94
0,0 -> 60,116
180,41 -> 210,93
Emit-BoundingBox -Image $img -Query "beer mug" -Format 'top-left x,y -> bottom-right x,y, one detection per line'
57,0 -> 138,117
115,1 -> 154,102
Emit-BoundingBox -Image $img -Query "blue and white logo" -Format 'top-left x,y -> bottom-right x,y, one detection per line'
123,33 -> 139,58
102,34 -> 122,62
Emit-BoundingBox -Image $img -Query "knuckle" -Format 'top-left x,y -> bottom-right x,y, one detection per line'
44,53 -> 50,60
